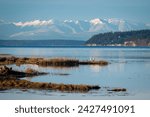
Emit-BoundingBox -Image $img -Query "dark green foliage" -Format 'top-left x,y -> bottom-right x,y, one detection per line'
86,30 -> 150,45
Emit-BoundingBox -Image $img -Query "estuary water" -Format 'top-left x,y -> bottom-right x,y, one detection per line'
0,46 -> 150,99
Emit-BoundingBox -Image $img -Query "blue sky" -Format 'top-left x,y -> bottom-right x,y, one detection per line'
0,0 -> 150,23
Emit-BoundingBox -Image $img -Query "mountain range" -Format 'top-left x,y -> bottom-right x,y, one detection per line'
0,18 -> 150,40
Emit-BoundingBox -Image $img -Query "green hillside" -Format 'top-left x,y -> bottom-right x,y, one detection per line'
86,30 -> 150,46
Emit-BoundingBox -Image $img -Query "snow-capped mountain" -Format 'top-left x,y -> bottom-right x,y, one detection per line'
0,18 -> 149,40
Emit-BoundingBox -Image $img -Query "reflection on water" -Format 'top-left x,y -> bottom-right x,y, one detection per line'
0,47 -> 150,99
90,65 -> 103,73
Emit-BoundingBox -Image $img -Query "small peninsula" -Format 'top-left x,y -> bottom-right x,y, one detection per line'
86,30 -> 150,46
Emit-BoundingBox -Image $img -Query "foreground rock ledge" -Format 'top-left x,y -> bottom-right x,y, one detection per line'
0,79 -> 100,92
0,56 -> 108,67
0,66 -> 47,79
0,66 -> 100,92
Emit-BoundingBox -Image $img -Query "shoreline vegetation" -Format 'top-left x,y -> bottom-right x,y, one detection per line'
0,56 -> 109,92
86,30 -> 150,46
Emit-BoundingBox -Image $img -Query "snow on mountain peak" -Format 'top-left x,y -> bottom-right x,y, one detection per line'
90,18 -> 103,25
0,18 -> 149,40
64,20 -> 73,23
75,20 -> 79,24
108,18 -> 125,24
13,20 -> 54,27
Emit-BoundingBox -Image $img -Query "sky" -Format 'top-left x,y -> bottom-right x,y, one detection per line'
0,0 -> 150,23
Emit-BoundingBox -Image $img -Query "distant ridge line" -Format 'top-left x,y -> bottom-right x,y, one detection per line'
0,40 -> 85,47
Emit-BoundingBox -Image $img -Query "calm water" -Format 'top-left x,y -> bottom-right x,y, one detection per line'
0,47 -> 150,99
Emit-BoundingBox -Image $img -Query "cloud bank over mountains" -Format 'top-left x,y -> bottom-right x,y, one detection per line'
0,18 -> 150,40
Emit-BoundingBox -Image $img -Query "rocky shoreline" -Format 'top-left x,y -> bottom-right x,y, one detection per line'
0,55 -> 127,93
0,62 -> 101,92
0,78 -> 100,92
0,56 -> 108,67
0,66 -> 47,79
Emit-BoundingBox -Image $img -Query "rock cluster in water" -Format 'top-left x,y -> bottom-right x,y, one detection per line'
0,66 -> 47,79
0,56 -> 127,93
0,78 -> 100,92
0,66 -> 100,92
0,56 -> 108,67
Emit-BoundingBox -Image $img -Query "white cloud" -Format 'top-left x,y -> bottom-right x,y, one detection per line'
90,18 -> 103,25
13,20 -> 53,27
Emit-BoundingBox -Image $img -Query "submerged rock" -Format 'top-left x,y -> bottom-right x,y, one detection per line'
79,60 -> 108,65
107,88 -> 127,92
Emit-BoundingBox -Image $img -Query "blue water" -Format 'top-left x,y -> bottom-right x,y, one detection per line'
0,47 -> 150,99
